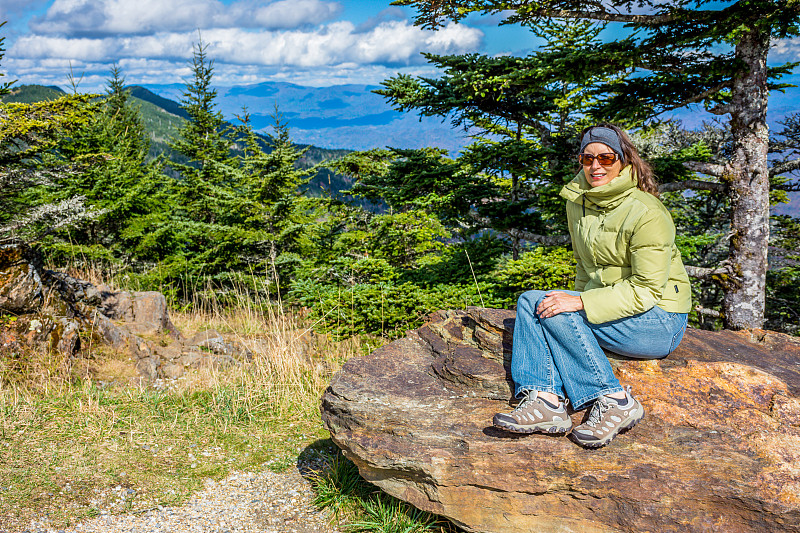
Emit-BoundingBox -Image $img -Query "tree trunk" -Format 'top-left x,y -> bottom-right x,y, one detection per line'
723,28 -> 770,329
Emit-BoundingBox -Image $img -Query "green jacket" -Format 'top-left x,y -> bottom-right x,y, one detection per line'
559,166 -> 692,324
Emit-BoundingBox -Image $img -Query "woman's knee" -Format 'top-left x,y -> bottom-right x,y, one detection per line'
517,290 -> 547,315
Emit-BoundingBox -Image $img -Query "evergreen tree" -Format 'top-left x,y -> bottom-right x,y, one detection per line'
373,20 -> 615,257
167,40 -> 239,226
35,66 -> 163,265
235,109 -> 318,281
0,23 -> 97,241
397,0 -> 800,329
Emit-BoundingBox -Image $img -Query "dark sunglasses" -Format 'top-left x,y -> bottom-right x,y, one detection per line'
578,153 -> 619,166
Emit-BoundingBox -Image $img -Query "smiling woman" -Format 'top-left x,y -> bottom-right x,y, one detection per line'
493,123 -> 692,449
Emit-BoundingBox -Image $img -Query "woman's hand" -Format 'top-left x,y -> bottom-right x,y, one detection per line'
537,291 -> 584,318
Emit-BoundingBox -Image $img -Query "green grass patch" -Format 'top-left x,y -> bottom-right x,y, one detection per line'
0,377 -> 328,530
309,449 -> 461,533
0,298 -> 376,531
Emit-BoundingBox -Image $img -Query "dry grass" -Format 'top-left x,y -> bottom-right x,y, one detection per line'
0,273 -> 383,532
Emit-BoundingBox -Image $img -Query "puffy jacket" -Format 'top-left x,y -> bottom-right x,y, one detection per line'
559,166 -> 692,324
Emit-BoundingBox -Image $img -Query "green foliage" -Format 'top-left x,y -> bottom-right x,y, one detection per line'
492,247 -> 577,299
766,215 -> 800,335
35,67 -> 165,263
371,19 -> 618,255
290,244 -> 577,339
129,42 -> 321,294
289,278 -> 502,339
0,93 -> 100,239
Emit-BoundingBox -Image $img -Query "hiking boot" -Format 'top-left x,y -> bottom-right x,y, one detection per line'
571,387 -> 644,448
493,391 -> 573,434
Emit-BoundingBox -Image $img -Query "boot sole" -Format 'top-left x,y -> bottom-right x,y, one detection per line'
493,415 -> 573,435
571,410 -> 644,448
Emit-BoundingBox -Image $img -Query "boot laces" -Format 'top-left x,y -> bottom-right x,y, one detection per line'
513,390 -> 536,413
585,396 -> 613,428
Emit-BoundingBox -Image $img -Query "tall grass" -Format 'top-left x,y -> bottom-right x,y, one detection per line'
0,271 -> 377,531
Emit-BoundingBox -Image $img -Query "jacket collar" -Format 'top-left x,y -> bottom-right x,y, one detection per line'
559,165 -> 637,211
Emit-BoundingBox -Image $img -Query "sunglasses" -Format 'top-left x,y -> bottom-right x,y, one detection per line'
578,153 -> 619,166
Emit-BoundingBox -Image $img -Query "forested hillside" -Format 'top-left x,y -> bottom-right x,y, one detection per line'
2,15 -> 799,337
2,84 -> 355,197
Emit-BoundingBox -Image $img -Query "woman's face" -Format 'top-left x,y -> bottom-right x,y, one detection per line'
581,142 -> 623,188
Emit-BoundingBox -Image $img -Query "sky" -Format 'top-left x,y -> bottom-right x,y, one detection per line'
1,0 -> 799,92
0,0 -> 547,90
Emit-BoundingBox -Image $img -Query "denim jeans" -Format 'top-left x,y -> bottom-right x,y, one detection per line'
511,289 -> 689,410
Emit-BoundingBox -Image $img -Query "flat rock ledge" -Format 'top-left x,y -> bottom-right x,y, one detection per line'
321,308 -> 800,533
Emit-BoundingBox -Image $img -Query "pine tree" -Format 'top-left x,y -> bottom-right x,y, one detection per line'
167,40 -> 239,226
235,108 -> 317,280
396,0 -> 800,329
0,23 -> 97,241
374,20 -> 615,257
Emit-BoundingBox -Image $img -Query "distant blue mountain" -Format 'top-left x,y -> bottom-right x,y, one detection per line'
141,74 -> 800,157
140,81 -> 473,154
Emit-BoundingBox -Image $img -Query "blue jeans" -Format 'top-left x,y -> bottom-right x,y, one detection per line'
511,289 -> 689,410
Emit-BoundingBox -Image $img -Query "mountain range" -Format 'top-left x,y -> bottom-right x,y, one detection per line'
136,81 -> 471,155
3,81 -> 797,216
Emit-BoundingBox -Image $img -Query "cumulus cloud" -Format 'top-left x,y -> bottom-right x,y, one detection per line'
30,0 -> 342,36
5,0 -> 484,90
772,38 -> 800,61
11,21 -> 483,67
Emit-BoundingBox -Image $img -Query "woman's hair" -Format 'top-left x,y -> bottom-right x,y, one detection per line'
579,123 -> 659,197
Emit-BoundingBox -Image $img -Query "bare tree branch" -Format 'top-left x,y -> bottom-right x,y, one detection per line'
528,9 -> 678,25
682,161 -> 726,177
506,229 -> 571,246
708,103 -> 735,116
468,210 -> 570,246
659,180 -> 726,193
647,81 -> 731,119
694,306 -> 723,318
685,264 -> 733,281
770,159 -> 800,178
773,182 -> 800,192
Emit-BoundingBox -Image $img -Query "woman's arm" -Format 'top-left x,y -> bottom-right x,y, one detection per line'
566,201 -> 590,291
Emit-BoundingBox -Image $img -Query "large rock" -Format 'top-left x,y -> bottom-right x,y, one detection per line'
321,308 -> 800,533
0,242 -> 43,313
0,242 -> 259,381
98,287 -> 179,337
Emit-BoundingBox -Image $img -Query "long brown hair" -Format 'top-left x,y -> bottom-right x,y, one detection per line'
579,123 -> 659,197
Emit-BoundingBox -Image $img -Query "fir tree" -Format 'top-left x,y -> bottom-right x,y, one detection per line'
396,0 -> 800,329
0,24 -> 98,241
373,20 -> 615,257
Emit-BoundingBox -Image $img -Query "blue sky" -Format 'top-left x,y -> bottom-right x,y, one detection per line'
1,0 -> 798,93
0,0 -> 548,90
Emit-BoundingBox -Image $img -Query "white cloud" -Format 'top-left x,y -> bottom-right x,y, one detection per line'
30,0 -> 342,36
772,38 -> 800,61
11,21 -> 483,67
5,0 -> 483,90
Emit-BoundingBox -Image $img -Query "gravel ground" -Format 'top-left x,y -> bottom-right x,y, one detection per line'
17,460 -> 342,533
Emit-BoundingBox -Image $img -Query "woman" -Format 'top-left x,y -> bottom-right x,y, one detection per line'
493,124 -> 691,448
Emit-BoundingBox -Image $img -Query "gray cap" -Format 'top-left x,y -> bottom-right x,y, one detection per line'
580,127 -> 625,164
